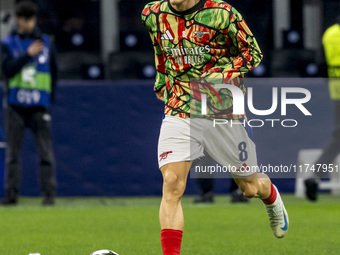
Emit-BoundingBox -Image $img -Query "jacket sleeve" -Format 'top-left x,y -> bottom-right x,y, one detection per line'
142,2 -> 167,92
49,40 -> 58,103
149,32 -> 167,92
1,43 -> 32,78
202,7 -> 263,83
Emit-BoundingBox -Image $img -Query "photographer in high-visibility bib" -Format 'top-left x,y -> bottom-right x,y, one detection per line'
324,17 -> 340,100
0,1 -> 58,205
305,16 -> 340,201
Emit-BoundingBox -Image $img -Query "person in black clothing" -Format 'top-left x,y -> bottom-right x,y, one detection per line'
0,1 -> 58,205
304,16 -> 340,202
194,177 -> 248,203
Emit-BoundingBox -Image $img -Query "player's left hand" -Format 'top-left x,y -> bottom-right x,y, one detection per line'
156,86 -> 166,101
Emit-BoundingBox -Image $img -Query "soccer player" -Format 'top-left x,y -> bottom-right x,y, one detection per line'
142,0 -> 289,254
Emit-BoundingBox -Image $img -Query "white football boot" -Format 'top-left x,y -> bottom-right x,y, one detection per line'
264,185 -> 289,238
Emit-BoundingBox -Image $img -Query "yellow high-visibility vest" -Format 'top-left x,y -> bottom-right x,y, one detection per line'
323,24 -> 340,100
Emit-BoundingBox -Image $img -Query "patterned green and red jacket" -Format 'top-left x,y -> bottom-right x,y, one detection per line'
142,0 -> 263,119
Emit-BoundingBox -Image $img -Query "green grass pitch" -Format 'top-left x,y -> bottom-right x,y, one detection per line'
0,194 -> 340,255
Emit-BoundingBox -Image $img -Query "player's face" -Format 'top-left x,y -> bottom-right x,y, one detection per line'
169,0 -> 199,11
169,0 -> 187,5
16,17 -> 36,34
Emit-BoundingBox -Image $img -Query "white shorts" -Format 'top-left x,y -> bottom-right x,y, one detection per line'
157,115 -> 258,177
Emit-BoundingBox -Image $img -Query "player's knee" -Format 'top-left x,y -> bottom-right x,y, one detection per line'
163,171 -> 185,199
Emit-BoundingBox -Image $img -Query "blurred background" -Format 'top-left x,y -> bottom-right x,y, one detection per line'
0,0 -> 339,197
1,0 -> 340,80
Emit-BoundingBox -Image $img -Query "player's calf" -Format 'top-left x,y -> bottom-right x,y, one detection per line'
234,174 -> 271,199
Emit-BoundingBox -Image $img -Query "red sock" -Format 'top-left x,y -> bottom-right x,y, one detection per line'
161,229 -> 183,255
262,183 -> 277,205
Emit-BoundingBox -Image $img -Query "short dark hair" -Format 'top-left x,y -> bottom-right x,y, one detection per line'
15,1 -> 38,19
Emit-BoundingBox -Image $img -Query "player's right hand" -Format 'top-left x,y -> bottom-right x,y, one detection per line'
156,86 -> 166,102
27,40 -> 44,57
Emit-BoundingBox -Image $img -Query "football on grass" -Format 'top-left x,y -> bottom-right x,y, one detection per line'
90,250 -> 119,255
